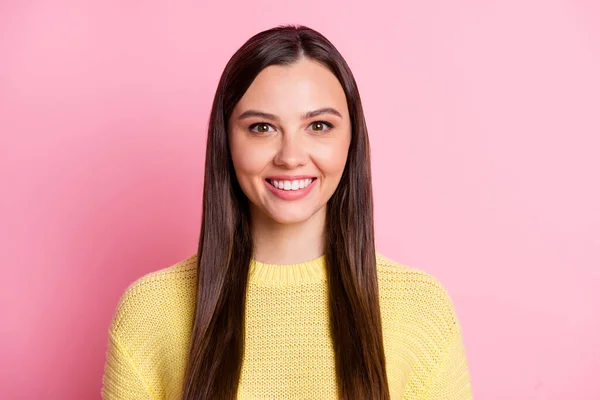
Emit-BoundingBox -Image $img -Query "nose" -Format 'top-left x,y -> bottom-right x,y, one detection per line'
273,132 -> 308,169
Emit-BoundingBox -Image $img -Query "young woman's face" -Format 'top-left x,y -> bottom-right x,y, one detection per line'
228,58 -> 352,225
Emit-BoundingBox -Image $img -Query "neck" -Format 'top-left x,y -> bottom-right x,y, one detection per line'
249,204 -> 326,265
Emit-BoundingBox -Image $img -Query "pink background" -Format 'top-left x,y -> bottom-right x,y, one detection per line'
1,1 -> 599,399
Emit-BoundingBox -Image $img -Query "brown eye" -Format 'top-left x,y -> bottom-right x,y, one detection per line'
250,123 -> 274,133
309,121 -> 332,132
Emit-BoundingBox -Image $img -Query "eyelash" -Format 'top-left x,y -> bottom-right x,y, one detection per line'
248,121 -> 334,134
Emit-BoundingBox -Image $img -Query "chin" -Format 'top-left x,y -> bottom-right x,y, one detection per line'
262,204 -> 320,225
267,211 -> 313,225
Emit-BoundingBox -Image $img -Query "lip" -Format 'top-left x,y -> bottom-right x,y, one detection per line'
265,174 -> 317,180
264,177 -> 317,201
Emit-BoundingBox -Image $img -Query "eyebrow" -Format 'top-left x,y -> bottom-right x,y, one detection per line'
237,107 -> 343,121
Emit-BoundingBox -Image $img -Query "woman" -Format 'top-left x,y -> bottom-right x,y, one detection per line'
101,25 -> 472,400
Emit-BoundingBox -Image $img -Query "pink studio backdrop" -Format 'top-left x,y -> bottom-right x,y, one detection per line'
1,1 -> 599,399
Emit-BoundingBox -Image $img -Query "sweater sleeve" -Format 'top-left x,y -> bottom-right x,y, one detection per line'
420,324 -> 473,400
101,330 -> 156,400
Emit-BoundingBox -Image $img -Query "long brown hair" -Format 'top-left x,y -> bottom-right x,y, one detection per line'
182,25 -> 389,400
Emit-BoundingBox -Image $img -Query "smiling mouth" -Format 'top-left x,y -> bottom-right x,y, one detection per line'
265,178 -> 317,190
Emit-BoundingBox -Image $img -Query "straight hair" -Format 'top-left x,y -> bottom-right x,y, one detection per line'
182,25 -> 390,400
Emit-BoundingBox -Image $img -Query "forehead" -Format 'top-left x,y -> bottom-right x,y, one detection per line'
232,58 -> 349,118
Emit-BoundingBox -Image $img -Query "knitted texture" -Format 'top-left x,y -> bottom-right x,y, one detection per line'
101,253 -> 472,399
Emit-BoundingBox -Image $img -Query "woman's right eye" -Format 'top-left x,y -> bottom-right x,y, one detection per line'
249,123 -> 275,133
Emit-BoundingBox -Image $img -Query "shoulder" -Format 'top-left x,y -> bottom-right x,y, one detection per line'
374,253 -> 471,397
375,251 -> 460,334
375,251 -> 451,293
103,255 -> 198,397
108,253 -> 198,339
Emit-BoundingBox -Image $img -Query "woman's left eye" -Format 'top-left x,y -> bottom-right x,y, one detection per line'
308,121 -> 333,132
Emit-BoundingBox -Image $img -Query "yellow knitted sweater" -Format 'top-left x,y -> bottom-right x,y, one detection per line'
101,252 -> 472,399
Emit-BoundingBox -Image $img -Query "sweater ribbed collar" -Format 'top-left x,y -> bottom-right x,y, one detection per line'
248,254 -> 327,285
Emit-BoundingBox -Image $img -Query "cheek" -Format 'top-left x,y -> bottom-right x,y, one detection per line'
230,138 -> 269,178
314,138 -> 350,176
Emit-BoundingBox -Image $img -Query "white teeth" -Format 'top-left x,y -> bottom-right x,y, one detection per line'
271,179 -> 313,191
